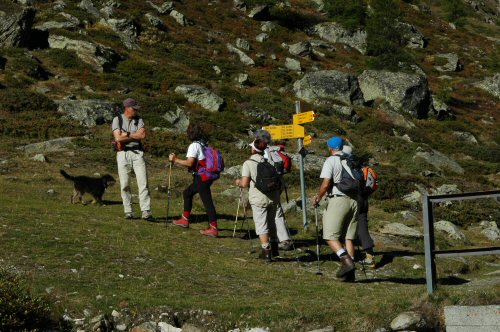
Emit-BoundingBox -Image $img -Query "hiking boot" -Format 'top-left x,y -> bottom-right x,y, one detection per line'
360,253 -> 376,269
142,211 -> 154,222
259,248 -> 272,262
341,269 -> 356,283
200,226 -> 218,237
173,216 -> 189,228
124,212 -> 135,220
278,240 -> 293,251
336,254 -> 355,278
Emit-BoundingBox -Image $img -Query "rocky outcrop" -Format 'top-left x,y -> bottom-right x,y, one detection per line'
148,1 -> 174,15
378,102 -> 416,129
17,137 -> 77,154
248,5 -> 270,21
227,43 -> 255,66
0,7 -> 36,48
358,70 -> 432,119
79,0 -> 100,18
413,149 -> 465,174
288,41 -> 312,57
175,85 -> 224,112
56,99 -> 120,127
48,35 -> 121,72
162,106 -> 189,133
398,22 -> 426,49
285,58 -> 301,72
434,53 -> 463,72
379,223 -> 423,238
309,22 -> 367,54
35,12 -> 80,31
474,73 -> 500,99
145,13 -> 166,30
101,18 -> 140,50
293,70 -> 364,106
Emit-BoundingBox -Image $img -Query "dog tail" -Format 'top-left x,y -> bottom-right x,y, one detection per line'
60,169 -> 74,181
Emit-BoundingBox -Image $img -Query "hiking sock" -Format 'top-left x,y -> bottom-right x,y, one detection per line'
336,249 -> 347,259
261,243 -> 271,250
182,211 -> 191,220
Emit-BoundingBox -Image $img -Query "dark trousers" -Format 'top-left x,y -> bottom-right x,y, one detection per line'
357,195 -> 374,250
183,175 -> 217,222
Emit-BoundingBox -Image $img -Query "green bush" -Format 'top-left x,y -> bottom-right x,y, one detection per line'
0,89 -> 56,113
0,269 -> 68,331
440,0 -> 468,26
45,48 -> 85,69
324,0 -> 367,31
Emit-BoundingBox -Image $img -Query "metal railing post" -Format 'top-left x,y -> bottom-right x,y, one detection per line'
423,195 -> 436,294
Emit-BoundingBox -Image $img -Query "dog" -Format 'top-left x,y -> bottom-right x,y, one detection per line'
60,169 -> 116,205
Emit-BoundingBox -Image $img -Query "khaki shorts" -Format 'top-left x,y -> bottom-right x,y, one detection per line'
322,195 -> 358,241
251,203 -> 277,237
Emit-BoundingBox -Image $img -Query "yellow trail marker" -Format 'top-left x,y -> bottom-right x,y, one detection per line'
263,124 -> 305,139
303,135 -> 312,146
293,111 -> 316,125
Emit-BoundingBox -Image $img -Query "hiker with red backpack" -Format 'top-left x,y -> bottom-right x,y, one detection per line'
168,123 -> 223,237
235,139 -> 281,261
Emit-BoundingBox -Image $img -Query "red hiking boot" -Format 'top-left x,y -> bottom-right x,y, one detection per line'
200,226 -> 218,237
172,216 -> 189,228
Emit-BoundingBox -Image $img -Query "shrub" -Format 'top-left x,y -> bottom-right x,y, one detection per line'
440,0 -> 468,27
0,89 -> 55,113
324,0 -> 367,31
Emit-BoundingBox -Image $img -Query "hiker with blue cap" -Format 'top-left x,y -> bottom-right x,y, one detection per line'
312,136 -> 358,282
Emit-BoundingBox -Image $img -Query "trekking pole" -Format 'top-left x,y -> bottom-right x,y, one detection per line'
232,188 -> 242,238
314,203 -> 322,275
166,161 -> 173,229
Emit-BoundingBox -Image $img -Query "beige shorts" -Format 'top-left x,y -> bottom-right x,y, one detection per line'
322,195 -> 358,241
251,204 -> 277,237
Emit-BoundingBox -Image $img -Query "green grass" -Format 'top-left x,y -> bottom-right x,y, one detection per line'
0,138 -> 499,331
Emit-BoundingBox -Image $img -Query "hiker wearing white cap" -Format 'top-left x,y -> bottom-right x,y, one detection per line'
235,139 -> 280,261
112,98 -> 153,221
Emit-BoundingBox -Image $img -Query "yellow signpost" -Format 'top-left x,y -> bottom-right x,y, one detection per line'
263,124 -> 305,140
303,134 -> 312,146
293,111 -> 316,125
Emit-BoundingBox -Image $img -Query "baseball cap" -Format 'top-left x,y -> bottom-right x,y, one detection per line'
327,136 -> 343,150
123,98 -> 141,110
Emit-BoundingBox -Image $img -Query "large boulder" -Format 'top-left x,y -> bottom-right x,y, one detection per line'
0,7 -> 36,48
174,85 -> 224,112
48,35 -> 121,72
17,137 -> 77,154
474,73 -> 500,99
309,22 -> 367,54
293,70 -> 364,106
56,99 -> 120,127
358,70 -> 432,118
101,18 -> 140,50
413,149 -> 465,174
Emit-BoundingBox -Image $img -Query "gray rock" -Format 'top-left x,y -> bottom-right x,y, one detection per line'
223,165 -> 242,178
358,70 -> 432,119
53,0 -> 66,10
430,184 -> 461,196
431,97 -> 455,120
148,1 -> 174,15
227,43 -> 255,66
378,102 -> 416,129
213,65 -> 221,75
236,38 -> 250,51
330,104 -> 354,117
453,131 -> 478,143
474,73 -> 500,99
35,20 -> 79,31
261,21 -> 276,32
0,7 -> 36,48
285,57 -> 301,72
397,210 -> 420,222
413,149 -> 464,174
158,322 -> 181,332
248,5 -> 270,20
145,13 -> 166,30
309,22 -> 367,54
31,154 -> 47,162
48,35 -> 121,72
56,99 -> 120,127
390,311 -> 427,331
434,53 -> 463,72
398,22 -> 426,49
255,33 -> 269,43
288,41 -> 312,57
233,0 -> 247,12
19,137 -> 76,154
480,221 -> 500,241
435,220 -> 467,242
290,153 -> 326,173
236,73 -> 249,85
79,0 -> 100,18
175,85 -> 224,112
293,70 -> 364,106
444,305 -> 500,332
379,223 -> 423,238
170,10 -> 189,26
102,18 -> 140,50
163,106 -> 189,132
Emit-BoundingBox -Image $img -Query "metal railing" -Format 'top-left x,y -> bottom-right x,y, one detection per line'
422,190 -> 500,294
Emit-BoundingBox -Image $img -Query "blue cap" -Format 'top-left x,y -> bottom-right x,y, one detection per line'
327,136 -> 343,150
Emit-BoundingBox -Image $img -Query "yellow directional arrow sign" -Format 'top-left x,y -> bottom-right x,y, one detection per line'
293,111 -> 316,125
263,124 -> 305,139
303,135 -> 312,146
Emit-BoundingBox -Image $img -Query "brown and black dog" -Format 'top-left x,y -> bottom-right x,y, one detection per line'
60,169 -> 116,205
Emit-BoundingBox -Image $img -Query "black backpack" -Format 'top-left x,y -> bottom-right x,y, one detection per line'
332,155 -> 363,196
251,158 -> 281,194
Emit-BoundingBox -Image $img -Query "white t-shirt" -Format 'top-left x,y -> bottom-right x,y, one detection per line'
186,142 -> 205,160
319,152 -> 354,196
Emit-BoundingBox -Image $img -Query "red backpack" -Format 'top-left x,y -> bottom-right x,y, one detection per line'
267,145 -> 292,175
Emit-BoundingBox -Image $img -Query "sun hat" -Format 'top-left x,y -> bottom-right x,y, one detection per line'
327,136 -> 343,150
123,98 -> 141,110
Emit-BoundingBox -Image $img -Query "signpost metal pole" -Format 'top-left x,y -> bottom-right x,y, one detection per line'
295,100 -> 308,230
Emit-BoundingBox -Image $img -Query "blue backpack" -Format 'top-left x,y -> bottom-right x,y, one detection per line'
196,141 -> 224,182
